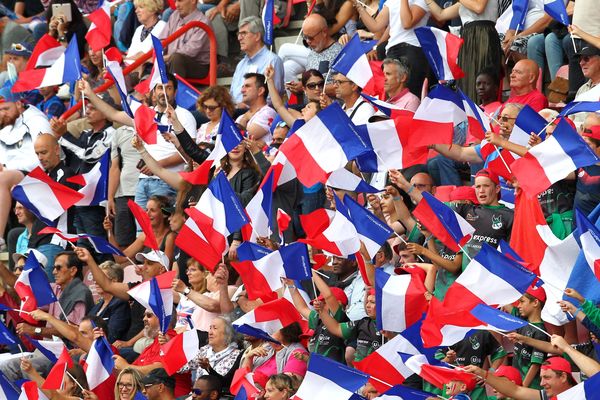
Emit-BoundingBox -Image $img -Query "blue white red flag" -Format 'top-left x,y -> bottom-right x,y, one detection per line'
512,118 -> 600,196
511,104 -> 547,147
13,35 -> 81,92
261,0 -> 280,46
509,0 -> 529,31
27,337 -> 65,363
26,34 -> 63,70
331,34 -> 375,89
575,209 -> 600,280
469,304 -> 528,332
232,243 -> 312,300
458,89 -> 491,142
232,298 -> 303,340
243,170 -> 275,241
160,329 -> 208,375
236,241 -> 273,261
0,370 -> 18,400
293,354 -> 369,400
174,73 -> 201,110
360,93 -> 407,118
11,167 -> 84,226
278,102 -> 371,187
554,369 -> 600,399
14,251 -> 57,324
85,0 -> 112,51
20,380 -> 49,400
402,353 -> 477,391
544,0 -> 569,26
206,110 -> 245,167
326,168 -> 379,193
374,269 -> 428,332
0,321 -> 18,346
85,337 -> 114,389
42,346 -> 73,390
128,271 -> 176,332
344,195 -> 393,259
421,297 -> 485,347
175,207 -> 223,272
375,385 -> 436,400
68,151 -> 110,206
413,192 -> 475,253
39,226 -> 124,256
149,35 -> 168,91
558,101 -> 600,116
414,26 -> 464,81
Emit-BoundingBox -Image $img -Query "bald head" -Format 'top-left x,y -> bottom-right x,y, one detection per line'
583,113 -> 600,130
510,59 -> 539,94
34,133 -> 61,171
303,13 -> 327,31
410,172 -> 435,194
302,14 -> 330,52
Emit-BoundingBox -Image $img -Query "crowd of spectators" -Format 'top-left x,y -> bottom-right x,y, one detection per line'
1,0 -> 600,399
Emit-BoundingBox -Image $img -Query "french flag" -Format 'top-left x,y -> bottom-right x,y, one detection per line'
511,104 -> 547,147
0,321 -> 18,346
410,85 -> 466,148
175,207 -> 222,272
575,209 -> 600,280
26,34 -> 64,70
443,244 -> 538,308
11,167 -> 84,226
174,73 -> 201,111
42,346 -> 73,390
243,170 -> 275,241
509,0 -> 528,31
27,337 -> 65,363
14,251 -> 57,325
376,385 -> 437,399
375,268 -> 428,332
12,35 -> 81,93
344,195 -> 393,259
403,354 -> 477,392
39,227 -> 124,256
511,118 -> 600,196
160,329 -> 207,375
331,34 -> 375,89
413,192 -> 475,253
192,171 -> 250,258
544,0 -> 570,26
149,35 -> 169,91
355,111 -> 427,172
127,270 -> 177,332
206,110 -> 244,168
85,337 -> 114,390
361,93 -> 409,118
477,140 -> 517,180
236,241 -> 274,262
554,370 -> 600,399
470,304 -> 529,332
292,354 -> 369,400
414,26 -> 464,81
20,381 -> 49,400
458,89 -> 491,143
231,368 -> 261,399
278,103 -> 371,187
326,168 -> 379,194
299,196 -> 361,257
261,0 -> 280,46
128,200 -> 159,251
69,150 -> 110,206
354,318 -> 433,393
232,298 -> 303,340
85,0 -> 112,52
232,243 -> 312,300
558,101 -> 600,117
0,371 -> 18,400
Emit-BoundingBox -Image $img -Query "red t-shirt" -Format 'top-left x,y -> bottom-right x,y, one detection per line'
506,90 -> 548,112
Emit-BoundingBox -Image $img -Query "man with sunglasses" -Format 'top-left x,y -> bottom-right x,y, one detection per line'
188,375 -> 223,400
572,42 -> 600,125
141,368 -> 177,400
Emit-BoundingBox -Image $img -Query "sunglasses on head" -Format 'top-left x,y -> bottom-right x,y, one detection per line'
11,43 -> 26,51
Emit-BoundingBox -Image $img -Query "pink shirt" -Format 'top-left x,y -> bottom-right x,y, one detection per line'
388,88 -> 420,112
254,349 -> 309,377
506,90 -> 548,112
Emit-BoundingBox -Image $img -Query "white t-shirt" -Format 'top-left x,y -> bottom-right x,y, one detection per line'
385,0 -> 430,50
523,0 -> 545,31
236,104 -> 276,144
125,20 -> 167,65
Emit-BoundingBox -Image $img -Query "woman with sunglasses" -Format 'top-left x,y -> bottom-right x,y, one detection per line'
195,86 -> 236,146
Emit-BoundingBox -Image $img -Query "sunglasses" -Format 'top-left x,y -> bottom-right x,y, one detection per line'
584,128 -> 594,134
302,29 -> 323,41
202,104 -> 220,111
305,81 -> 325,90
499,115 -> 516,122
192,389 -> 204,395
276,121 -> 288,128
579,55 -> 596,63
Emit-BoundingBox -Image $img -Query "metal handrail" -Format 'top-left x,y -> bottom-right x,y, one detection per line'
61,20 -> 217,120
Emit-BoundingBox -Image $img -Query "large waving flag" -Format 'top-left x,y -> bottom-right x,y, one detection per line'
27,337 -> 65,363
299,197 -> 361,257
42,346 -> 73,390
410,85 -> 466,148
510,104 -> 547,147
128,199 -> 159,250
0,370 -> 19,400
293,354 -> 369,400
14,251 -> 57,325
558,101 -> 600,117
459,89 -> 491,143
544,0 -> 569,26
512,119 -> 600,196
469,304 -> 529,332
149,35 -> 168,91
375,269 -> 428,332
207,110 -> 245,167
360,93 -> 407,118
414,26 -> 464,81
232,298 -> 303,341
39,227 -> 124,256
554,370 -> 600,399
12,35 -> 81,92
261,0 -> 281,46
232,243 -> 312,300
128,270 -> 176,332
20,381 -> 49,400
344,195 -> 393,259
403,354 -> 477,391
331,34 -> 374,89
69,150 -> 110,206
193,171 -> 250,258
326,168 -> 379,193
160,329 -> 207,375
278,103 -> 371,187
413,192 -> 475,253
243,170 -> 275,242
175,207 -> 223,272
85,337 -> 114,390
11,167 -> 84,226
85,0 -> 112,51
421,297 -> 486,347
26,34 -> 64,70
509,0 -> 529,31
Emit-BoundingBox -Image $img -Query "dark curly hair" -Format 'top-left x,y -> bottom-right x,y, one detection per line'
197,85 -> 236,118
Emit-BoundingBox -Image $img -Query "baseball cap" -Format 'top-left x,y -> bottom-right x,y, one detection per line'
494,365 -> 523,386
141,368 -> 176,389
5,42 -> 32,58
135,250 -> 170,269
474,168 -> 500,186
449,186 -> 479,204
310,287 -> 348,307
582,125 -> 600,141
0,83 -> 20,103
577,41 -> 600,57
526,283 -> 547,303
12,249 -> 48,268
542,357 -> 572,374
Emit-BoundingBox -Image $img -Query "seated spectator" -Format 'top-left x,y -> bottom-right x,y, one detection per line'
320,72 -> 375,125
140,368 -> 177,400
498,0 -> 548,64
0,42 -> 41,105
264,374 -> 298,400
505,59 -> 549,112
188,375 -> 223,400
286,69 -> 326,111
36,86 -> 65,119
231,16 -> 284,106
9,202 -> 35,257
45,0 -> 87,57
114,367 -> 145,400
475,67 -> 502,117
164,0 -> 212,79
576,118 -> 600,215
382,58 -> 420,112
572,42 -> 600,126
125,0 -> 167,67
527,18 -> 572,81
195,86 -> 236,146
235,73 -> 277,143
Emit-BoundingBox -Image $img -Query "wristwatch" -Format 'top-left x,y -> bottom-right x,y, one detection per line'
183,287 -> 191,296
34,327 -> 42,335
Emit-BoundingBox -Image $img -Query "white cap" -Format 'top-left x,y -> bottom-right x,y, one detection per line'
135,250 -> 170,269
12,249 -> 48,268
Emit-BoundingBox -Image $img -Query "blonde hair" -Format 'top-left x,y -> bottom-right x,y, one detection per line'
133,0 -> 164,15
114,368 -> 144,400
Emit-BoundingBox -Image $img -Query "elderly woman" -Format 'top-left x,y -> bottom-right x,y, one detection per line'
182,316 -> 242,390
125,0 -> 167,65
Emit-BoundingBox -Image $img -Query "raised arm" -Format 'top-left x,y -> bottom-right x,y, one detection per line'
425,0 -> 459,21
462,365 -> 541,400
264,65 -> 298,127
400,0 -> 427,29
78,80 -> 132,126
551,334 -> 600,377
353,0 -> 390,34
429,143 -> 484,164
74,247 -> 132,301
285,279 -> 312,319
316,300 -> 344,338
30,309 -> 93,352
132,135 -> 184,189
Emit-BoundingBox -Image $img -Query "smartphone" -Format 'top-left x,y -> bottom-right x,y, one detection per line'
136,159 -> 146,170
52,3 -> 72,22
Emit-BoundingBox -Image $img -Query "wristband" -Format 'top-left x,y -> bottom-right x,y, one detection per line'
393,196 -> 401,201
573,307 -> 581,318
286,285 -> 296,290
183,287 -> 191,295
407,184 -> 415,194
